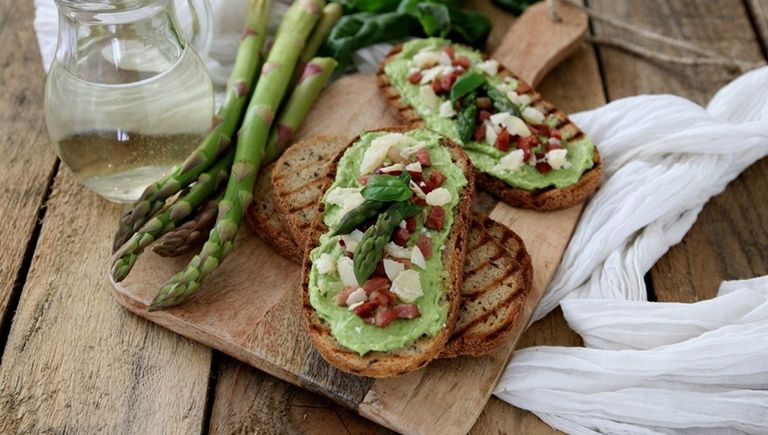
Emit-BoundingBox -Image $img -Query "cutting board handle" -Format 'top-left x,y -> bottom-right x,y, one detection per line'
493,0 -> 588,87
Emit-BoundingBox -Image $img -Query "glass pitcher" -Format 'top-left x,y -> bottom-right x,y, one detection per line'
45,0 -> 215,202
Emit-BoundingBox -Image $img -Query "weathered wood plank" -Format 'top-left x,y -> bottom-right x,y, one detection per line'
746,0 -> 768,51
209,355 -> 395,435
591,0 -> 768,302
0,0 -> 59,338
0,173 -> 212,433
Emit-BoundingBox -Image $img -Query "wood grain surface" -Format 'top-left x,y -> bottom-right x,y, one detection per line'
0,0 -> 59,344
2,0 -> 767,434
0,173 -> 213,433
590,0 -> 768,303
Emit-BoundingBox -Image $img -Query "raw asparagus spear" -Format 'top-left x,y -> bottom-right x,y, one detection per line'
298,3 -> 343,69
150,0 -> 324,311
151,194 -> 221,257
112,0 -> 271,251
264,57 -> 337,163
111,151 -> 233,282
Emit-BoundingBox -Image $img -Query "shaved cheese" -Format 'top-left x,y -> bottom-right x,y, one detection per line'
419,65 -> 443,84
316,253 -> 336,274
341,191 -> 364,217
380,163 -> 404,173
383,258 -> 405,281
485,121 -> 498,146
346,287 -> 367,308
419,85 -> 440,112
405,161 -> 422,172
439,50 -> 452,66
325,187 -> 360,207
385,242 -> 411,259
409,180 -> 427,199
546,149 -> 570,170
360,139 -> 391,175
414,50 -> 440,68
522,106 -> 545,124
493,149 -> 525,173
337,257 -> 358,287
399,143 -> 425,159
390,270 -> 422,303
439,100 -> 456,118
476,59 -> 499,76
411,245 -> 427,269
426,187 -> 452,206
340,229 -> 363,252
489,112 -> 531,137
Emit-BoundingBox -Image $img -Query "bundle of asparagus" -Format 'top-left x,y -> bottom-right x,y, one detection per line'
110,0 -> 340,310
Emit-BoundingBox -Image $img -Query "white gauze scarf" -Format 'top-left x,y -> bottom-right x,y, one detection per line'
493,67 -> 768,435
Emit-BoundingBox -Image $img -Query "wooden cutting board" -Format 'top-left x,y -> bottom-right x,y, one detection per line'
111,3 -> 589,434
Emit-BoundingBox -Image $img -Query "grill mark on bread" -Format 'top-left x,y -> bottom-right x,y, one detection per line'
453,285 -> 525,336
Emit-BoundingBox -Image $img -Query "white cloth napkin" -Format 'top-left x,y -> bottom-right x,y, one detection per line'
34,2 -> 768,433
494,67 -> 768,434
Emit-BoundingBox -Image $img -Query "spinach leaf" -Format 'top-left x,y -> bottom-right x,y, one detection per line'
323,11 -> 421,67
450,72 -> 485,102
323,0 -> 492,68
361,172 -> 413,202
485,84 -> 522,117
491,0 -> 539,15
457,91 -> 478,144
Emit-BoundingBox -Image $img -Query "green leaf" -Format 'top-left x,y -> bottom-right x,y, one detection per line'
491,0 -> 539,15
450,72 -> 485,102
361,173 -> 413,202
446,9 -> 492,47
336,0 -> 402,13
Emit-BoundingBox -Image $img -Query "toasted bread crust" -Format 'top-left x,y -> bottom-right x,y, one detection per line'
299,126 -> 475,378
376,43 -> 601,211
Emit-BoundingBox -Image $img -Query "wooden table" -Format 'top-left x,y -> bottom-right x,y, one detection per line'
1,0 -> 766,433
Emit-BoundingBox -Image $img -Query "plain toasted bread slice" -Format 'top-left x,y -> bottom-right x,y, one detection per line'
299,126 -> 475,378
248,133 -> 533,360
377,43 -> 601,211
246,162 -> 304,262
272,136 -> 350,247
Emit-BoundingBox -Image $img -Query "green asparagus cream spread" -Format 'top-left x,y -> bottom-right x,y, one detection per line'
384,38 -> 595,190
308,129 -> 467,355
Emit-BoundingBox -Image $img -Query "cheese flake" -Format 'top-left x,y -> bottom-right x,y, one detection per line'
426,187 -> 451,206
346,287 -> 367,308
337,257 -> 358,287
546,149 -> 569,170
522,106 -> 545,124
494,149 -> 525,173
383,258 -> 405,281
385,242 -> 411,259
411,245 -> 427,269
476,59 -> 499,76
390,269 -> 423,303
419,85 -> 440,112
316,253 -> 336,274
414,50 -> 440,69
438,100 -> 456,118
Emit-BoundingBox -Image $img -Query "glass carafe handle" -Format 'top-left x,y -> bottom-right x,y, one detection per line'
182,0 -> 213,58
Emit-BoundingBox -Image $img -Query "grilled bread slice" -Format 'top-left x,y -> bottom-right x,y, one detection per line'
377,41 -> 601,211
246,162 -> 303,262
300,126 -> 474,377
441,214 -> 532,357
247,134 -> 533,359
272,136 -> 349,248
